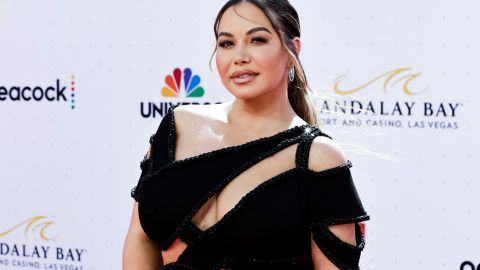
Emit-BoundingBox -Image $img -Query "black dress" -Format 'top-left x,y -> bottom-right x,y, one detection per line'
131,104 -> 370,270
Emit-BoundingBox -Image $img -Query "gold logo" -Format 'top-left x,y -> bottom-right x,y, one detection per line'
0,216 -> 56,240
333,67 -> 427,96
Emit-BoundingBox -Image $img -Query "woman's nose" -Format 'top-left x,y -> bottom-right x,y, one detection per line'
234,46 -> 251,65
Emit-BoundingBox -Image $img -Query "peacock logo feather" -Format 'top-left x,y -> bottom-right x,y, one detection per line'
162,67 -> 205,98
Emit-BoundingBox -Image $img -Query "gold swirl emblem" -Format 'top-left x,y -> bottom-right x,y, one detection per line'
333,67 -> 427,95
0,216 -> 56,240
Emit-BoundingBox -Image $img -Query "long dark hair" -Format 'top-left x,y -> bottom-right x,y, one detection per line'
211,0 -> 319,125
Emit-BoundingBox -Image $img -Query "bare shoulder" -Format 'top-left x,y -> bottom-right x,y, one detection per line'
171,104 -> 203,120
308,135 -> 348,172
171,103 -> 223,120
170,103 -> 226,136
171,104 -> 206,135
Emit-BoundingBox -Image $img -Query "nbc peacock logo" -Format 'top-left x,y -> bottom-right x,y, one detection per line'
140,67 -> 221,118
161,67 -> 204,98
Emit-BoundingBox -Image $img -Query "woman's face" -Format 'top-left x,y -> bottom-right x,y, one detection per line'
215,2 -> 291,100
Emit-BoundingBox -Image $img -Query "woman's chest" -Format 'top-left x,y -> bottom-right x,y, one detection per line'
139,166 -> 310,250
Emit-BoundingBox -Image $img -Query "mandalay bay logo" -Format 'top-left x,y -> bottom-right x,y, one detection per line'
0,216 -> 87,269
318,67 -> 463,130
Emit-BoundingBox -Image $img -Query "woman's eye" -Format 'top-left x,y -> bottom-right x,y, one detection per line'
218,41 -> 233,48
251,37 -> 268,44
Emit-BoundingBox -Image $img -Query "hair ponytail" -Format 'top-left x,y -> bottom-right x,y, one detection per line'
286,49 -> 319,126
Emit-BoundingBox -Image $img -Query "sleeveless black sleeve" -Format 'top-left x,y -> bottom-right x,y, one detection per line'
305,162 -> 370,270
130,105 -> 176,201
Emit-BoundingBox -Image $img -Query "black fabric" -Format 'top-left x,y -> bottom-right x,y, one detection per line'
131,104 -> 370,270
305,165 -> 369,270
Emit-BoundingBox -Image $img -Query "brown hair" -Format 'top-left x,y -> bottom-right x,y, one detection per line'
211,0 -> 319,125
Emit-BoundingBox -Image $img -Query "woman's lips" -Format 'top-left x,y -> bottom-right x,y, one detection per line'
232,73 -> 258,84
231,71 -> 259,84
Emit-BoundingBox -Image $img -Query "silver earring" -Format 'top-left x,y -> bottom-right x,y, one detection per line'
288,66 -> 295,82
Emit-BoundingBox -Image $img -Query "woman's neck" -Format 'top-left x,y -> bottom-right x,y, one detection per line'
224,92 -> 301,133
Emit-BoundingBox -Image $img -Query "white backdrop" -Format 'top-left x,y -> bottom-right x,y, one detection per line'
0,0 -> 479,269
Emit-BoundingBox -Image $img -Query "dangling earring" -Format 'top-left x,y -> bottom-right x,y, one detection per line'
288,66 -> 295,82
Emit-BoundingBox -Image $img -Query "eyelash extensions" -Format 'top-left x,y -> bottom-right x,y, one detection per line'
218,36 -> 268,48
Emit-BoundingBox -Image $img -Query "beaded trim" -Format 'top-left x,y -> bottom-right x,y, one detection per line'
131,133 -> 156,199
165,254 -> 309,270
163,262 -> 198,270
309,214 -> 370,269
311,222 -> 366,251
303,159 -> 353,176
169,119 -> 324,254
214,254 -> 309,269
178,168 -> 302,258
131,103 -> 182,199
139,134 -> 155,170
135,103 -> 367,256
167,104 -> 313,165
167,103 -> 180,162
169,131 -> 312,252
312,233 -> 361,270
134,103 -> 350,198
134,103 -> 316,204
312,214 -> 371,227
295,129 -> 322,169
293,128 -> 353,176
177,221 -> 204,244
146,133 -> 156,173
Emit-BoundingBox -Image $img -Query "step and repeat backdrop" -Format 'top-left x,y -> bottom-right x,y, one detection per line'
1,0 -> 478,269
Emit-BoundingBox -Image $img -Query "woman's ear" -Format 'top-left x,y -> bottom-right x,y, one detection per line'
287,37 -> 301,68
292,37 -> 301,55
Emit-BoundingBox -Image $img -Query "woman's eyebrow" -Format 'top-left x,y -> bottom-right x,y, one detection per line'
246,26 -> 272,35
218,27 -> 273,38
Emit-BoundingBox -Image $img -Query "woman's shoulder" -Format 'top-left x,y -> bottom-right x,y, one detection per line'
169,103 -> 228,141
307,134 -> 349,173
171,103 -> 226,124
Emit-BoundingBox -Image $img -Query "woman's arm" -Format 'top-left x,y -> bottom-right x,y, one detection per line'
122,202 -> 163,270
308,136 -> 364,269
311,223 -> 357,270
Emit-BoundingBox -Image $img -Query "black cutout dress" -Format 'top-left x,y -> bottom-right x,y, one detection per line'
131,104 -> 370,270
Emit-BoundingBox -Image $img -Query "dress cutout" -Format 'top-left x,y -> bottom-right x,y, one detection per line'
131,104 -> 370,270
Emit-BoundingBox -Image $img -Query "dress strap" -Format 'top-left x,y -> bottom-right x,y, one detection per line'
295,127 -> 331,169
166,103 -> 181,162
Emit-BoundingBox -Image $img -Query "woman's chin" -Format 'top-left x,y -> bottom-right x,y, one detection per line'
226,88 -> 261,100
227,89 -> 275,102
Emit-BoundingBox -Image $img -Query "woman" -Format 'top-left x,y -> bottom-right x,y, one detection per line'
123,0 -> 369,269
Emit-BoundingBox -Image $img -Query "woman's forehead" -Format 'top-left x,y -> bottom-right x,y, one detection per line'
217,2 -> 274,34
